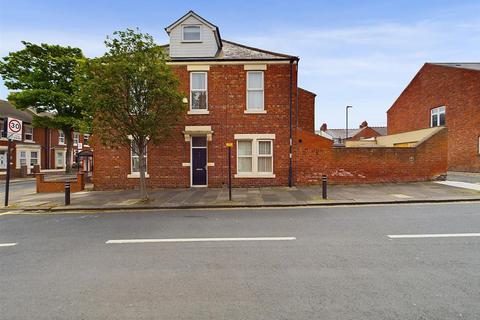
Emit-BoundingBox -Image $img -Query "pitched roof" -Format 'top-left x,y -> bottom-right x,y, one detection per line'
0,99 -> 33,123
160,39 -> 297,61
432,63 -> 480,72
316,126 -> 387,140
164,10 -> 222,49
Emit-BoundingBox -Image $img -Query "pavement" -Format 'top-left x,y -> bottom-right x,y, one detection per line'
1,178 -> 480,211
1,203 -> 480,319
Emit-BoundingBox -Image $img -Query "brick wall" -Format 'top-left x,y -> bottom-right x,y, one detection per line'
387,63 -> 480,172
294,128 -> 448,185
297,88 -> 315,132
93,62 -> 300,190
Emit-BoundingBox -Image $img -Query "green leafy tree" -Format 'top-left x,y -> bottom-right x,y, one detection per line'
0,42 -> 85,173
77,29 -> 186,200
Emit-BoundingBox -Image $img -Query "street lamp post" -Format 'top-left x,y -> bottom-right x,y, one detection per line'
345,105 -> 353,144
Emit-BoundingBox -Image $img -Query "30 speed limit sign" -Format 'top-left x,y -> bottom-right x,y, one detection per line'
7,117 -> 23,141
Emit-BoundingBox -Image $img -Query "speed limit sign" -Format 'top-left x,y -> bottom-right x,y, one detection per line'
7,117 -> 23,141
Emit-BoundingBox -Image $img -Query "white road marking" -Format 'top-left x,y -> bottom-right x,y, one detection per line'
0,243 -> 18,247
106,237 -> 296,244
388,233 -> 480,239
435,181 -> 480,191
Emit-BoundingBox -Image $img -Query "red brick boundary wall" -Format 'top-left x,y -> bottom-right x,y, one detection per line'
36,172 -> 85,193
294,128 -> 448,185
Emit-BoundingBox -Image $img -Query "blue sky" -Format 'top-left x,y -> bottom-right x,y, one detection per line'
1,0 -> 479,128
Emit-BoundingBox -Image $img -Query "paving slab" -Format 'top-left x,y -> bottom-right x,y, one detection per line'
1,181 -> 480,212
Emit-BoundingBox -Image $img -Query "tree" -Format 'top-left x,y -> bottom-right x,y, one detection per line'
0,42 -> 85,173
77,29 -> 186,200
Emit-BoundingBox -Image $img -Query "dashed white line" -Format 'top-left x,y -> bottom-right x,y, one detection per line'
106,237 -> 296,244
388,233 -> 480,239
0,243 -> 18,247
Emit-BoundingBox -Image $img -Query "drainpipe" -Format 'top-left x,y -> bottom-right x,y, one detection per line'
288,59 -> 295,187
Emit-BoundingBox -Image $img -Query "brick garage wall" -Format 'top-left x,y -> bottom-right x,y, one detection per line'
93,63 -> 299,190
387,63 -> 480,172
294,128 -> 448,185
297,88 -> 315,132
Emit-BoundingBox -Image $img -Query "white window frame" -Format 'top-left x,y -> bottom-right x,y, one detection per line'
236,140 -> 253,174
19,151 -> 27,167
257,140 -> 273,173
182,25 -> 201,42
83,134 -> 90,146
24,125 -> 34,142
430,106 -> 446,127
56,151 -> 65,168
128,140 -> 149,179
246,71 -> 265,113
30,151 -> 39,166
58,131 -> 65,145
189,72 -> 208,113
73,132 -> 80,145
234,134 -> 275,178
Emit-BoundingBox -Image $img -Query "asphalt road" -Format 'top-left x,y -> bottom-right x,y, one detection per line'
1,203 -> 479,319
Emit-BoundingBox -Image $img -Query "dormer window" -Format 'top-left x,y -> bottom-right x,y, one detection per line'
182,25 -> 201,42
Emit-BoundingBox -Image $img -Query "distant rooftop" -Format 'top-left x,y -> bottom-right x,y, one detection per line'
432,63 -> 480,71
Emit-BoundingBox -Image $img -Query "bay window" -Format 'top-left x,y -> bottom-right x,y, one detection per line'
30,151 -> 38,166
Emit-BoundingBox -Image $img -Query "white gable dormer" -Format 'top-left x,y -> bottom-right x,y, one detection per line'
165,11 -> 222,58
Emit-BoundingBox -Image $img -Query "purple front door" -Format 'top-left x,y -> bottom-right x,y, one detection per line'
191,137 -> 207,186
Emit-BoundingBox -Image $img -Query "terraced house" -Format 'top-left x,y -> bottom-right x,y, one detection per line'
93,11 -> 316,189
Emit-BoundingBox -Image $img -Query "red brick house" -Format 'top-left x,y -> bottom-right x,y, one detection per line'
387,63 -> 480,172
93,11 -> 316,189
1,99 -> 92,178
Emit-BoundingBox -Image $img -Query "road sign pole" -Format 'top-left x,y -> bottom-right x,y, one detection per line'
228,146 -> 232,201
4,138 -> 12,207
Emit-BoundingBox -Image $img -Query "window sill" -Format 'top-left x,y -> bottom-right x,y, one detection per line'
24,140 -> 35,143
234,173 -> 276,179
188,110 -> 209,115
244,110 -> 267,114
127,173 -> 150,179
181,40 -> 202,43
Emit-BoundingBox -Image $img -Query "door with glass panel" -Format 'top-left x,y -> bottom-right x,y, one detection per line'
191,136 -> 207,186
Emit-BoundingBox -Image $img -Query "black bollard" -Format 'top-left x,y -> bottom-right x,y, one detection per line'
65,181 -> 71,205
322,175 -> 327,199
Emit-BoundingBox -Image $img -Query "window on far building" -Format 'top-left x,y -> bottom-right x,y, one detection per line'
246,71 -> 264,111
84,134 -> 90,146
24,126 -> 33,141
19,151 -> 27,166
1,119 -> 5,138
131,141 -> 147,174
30,151 -> 38,166
58,131 -> 65,144
73,132 -> 79,145
431,106 -> 446,127
56,152 -> 64,167
190,72 -> 207,110
182,25 -> 201,41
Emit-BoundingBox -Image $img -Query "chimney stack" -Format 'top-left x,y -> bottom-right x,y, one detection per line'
359,121 -> 368,128
320,123 -> 328,132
